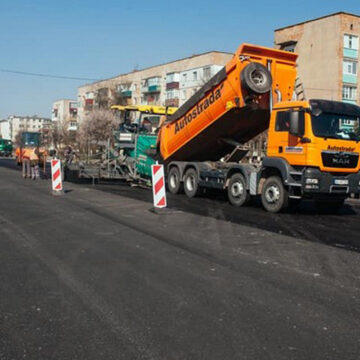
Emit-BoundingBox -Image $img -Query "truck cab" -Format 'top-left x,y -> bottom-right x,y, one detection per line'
262,99 -> 360,211
112,105 -> 178,179
0,139 -> 13,157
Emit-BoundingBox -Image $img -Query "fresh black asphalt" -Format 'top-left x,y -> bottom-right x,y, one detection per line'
1,160 -> 360,359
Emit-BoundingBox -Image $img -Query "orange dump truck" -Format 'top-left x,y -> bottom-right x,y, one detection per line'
156,43 -> 360,212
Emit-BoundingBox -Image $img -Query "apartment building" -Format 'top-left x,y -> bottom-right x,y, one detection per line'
77,51 -> 233,122
0,119 -> 11,140
52,99 -> 78,131
274,12 -> 360,104
177,64 -> 224,105
7,115 -> 52,142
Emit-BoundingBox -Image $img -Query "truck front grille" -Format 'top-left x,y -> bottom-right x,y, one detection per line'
321,151 -> 359,169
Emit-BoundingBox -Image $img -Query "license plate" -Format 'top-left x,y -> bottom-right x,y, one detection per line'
334,179 -> 348,185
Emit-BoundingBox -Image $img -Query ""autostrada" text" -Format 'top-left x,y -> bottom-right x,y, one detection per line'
174,84 -> 224,134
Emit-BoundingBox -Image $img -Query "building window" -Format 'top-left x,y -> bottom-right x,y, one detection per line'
279,41 -> 297,53
344,34 -> 359,50
182,73 -> 187,83
166,72 -> 179,83
166,73 -> 175,83
342,85 -> 357,100
343,60 -> 357,75
282,44 -> 296,52
193,71 -> 197,81
203,66 -> 211,80
147,77 -> 160,86
166,89 -> 179,100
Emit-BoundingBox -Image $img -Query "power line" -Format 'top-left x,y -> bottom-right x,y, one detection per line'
0,68 -> 100,81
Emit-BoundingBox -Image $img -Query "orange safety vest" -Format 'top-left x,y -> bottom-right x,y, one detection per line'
29,148 -> 39,161
22,148 -> 32,160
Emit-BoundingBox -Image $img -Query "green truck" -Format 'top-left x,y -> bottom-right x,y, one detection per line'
0,139 -> 13,157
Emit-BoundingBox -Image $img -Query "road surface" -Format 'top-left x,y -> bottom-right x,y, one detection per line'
1,159 -> 360,359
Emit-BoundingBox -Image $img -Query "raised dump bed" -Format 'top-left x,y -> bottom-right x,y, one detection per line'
157,44 -> 297,163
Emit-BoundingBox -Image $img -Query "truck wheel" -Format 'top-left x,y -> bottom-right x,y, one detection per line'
241,63 -> 272,94
168,166 -> 183,194
184,168 -> 200,198
227,173 -> 249,207
315,199 -> 345,213
261,176 -> 289,213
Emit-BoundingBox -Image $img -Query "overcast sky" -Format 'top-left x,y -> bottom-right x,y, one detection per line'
0,0 -> 359,118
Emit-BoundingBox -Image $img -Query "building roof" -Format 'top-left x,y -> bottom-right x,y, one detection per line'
275,11 -> 360,32
53,99 -> 77,103
78,50 -> 233,89
9,115 -> 52,121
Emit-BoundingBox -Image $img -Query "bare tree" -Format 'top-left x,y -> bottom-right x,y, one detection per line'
50,120 -> 75,150
77,109 -> 118,154
14,130 -> 24,147
95,87 -> 110,109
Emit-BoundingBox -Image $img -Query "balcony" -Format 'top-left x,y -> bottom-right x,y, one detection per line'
166,82 -> 179,90
343,74 -> 357,84
142,85 -> 161,93
121,90 -> 132,97
165,98 -> 179,107
344,48 -> 358,59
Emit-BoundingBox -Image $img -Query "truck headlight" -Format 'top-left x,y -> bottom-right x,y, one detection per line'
306,178 -> 319,184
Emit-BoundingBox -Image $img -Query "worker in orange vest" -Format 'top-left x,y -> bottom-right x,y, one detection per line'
39,146 -> 48,178
29,148 -> 40,179
22,148 -> 31,178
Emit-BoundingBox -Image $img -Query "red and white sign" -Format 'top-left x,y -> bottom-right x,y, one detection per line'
151,164 -> 167,208
51,159 -> 63,191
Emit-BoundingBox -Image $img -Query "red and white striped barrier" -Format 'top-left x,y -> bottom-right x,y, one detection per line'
151,164 -> 167,208
51,159 -> 63,192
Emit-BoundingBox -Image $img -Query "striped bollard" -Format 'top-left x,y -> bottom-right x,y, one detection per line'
51,159 -> 63,195
151,164 -> 167,209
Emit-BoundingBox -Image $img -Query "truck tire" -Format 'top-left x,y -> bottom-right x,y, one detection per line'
241,63 -> 272,94
261,176 -> 289,213
184,168 -> 200,198
227,173 -> 249,207
167,166 -> 183,194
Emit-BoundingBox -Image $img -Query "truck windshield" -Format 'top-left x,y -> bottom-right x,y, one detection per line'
311,113 -> 360,141
23,133 -> 41,146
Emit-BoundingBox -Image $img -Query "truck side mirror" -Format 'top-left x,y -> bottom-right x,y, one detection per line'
289,111 -> 305,137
